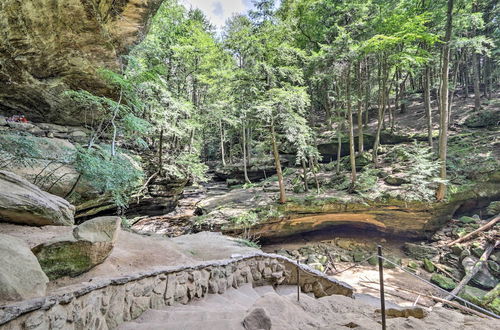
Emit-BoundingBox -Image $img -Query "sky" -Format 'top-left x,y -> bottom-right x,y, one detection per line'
180,0 -> 254,29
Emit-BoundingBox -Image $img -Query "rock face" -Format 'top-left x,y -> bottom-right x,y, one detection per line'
403,243 -> 439,260
0,0 -> 163,124
214,164 -> 279,183
0,170 -> 75,226
32,216 -> 120,280
462,256 -> 499,290
0,234 -> 49,302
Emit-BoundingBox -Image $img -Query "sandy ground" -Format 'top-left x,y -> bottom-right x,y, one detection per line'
172,231 -> 259,261
335,265 -> 440,307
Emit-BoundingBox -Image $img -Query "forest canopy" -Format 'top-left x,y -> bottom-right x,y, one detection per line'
66,0 -> 499,206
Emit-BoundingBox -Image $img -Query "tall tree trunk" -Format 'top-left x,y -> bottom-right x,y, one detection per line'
158,128 -> 164,176
424,66 -> 433,148
301,158 -> 309,192
448,52 -> 463,125
372,57 -> 387,166
464,54 -> 470,98
309,155 -> 320,194
242,123 -> 251,184
436,0 -> 454,201
219,119 -> 226,167
485,57 -> 492,99
336,121 -> 342,174
246,127 -> 252,166
357,61 -> 364,153
271,120 -> 286,203
346,63 -> 357,187
472,52 -> 481,110
364,58 -> 370,128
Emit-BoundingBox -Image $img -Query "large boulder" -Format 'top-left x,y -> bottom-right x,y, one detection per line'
0,170 -> 75,226
0,234 -> 49,301
32,216 -> 120,280
0,0 -> 164,124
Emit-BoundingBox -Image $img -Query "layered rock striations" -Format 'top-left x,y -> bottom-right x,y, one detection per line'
0,0 -> 163,124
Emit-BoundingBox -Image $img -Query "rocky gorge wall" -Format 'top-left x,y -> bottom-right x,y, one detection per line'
0,253 -> 352,330
0,0 -> 163,124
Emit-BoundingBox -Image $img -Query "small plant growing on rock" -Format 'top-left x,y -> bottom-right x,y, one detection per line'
74,146 -> 144,207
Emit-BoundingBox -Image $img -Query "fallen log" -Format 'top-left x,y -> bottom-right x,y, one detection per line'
445,241 -> 498,301
395,286 -> 494,319
445,214 -> 499,247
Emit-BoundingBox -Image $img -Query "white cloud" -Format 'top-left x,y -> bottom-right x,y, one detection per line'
180,0 -> 249,28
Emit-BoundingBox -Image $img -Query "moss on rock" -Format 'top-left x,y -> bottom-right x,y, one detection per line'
430,274 -> 456,290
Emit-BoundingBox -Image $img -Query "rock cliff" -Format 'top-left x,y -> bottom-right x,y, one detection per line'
0,0 -> 163,124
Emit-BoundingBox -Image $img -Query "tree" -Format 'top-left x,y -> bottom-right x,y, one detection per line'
436,0 -> 454,201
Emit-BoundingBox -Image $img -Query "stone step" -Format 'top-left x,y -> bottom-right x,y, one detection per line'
253,285 -> 276,297
133,309 -> 243,323
235,283 -> 262,301
167,290 -> 251,312
118,319 -> 244,330
219,287 -> 260,309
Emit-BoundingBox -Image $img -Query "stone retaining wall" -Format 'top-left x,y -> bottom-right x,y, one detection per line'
0,253 -> 353,330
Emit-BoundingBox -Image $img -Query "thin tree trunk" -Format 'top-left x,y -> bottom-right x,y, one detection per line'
424,66 -> 433,148
358,61 -> 364,153
346,63 -> 357,187
448,52 -> 463,125
271,120 -> 286,203
246,127 -> 252,166
364,58 -> 370,128
110,89 -> 122,157
219,119 -> 226,167
485,57 -> 492,99
309,155 -> 320,194
472,52 -> 481,110
158,128 -> 164,176
301,158 -> 309,192
242,123 -> 251,184
436,0 -> 454,201
372,57 -> 387,166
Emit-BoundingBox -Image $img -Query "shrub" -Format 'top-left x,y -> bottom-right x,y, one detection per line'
75,146 -> 144,207
385,143 -> 444,201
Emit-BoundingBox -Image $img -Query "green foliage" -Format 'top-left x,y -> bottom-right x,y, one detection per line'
74,146 -> 144,207
235,238 -> 261,249
0,134 -> 44,168
353,167 -> 380,195
229,211 -> 259,226
447,134 -> 498,183
329,173 -> 351,191
464,110 -> 500,128
385,143 -> 444,201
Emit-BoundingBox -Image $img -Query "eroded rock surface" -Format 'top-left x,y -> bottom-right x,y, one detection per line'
0,234 -> 49,302
0,0 -> 163,124
0,170 -> 75,226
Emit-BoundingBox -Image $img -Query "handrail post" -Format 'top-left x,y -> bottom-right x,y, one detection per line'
378,245 -> 387,330
297,258 -> 300,302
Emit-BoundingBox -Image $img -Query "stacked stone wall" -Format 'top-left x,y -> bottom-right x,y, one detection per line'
0,253 -> 352,330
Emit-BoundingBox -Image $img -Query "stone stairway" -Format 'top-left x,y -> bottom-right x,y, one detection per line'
117,282 -> 500,330
118,284 -> 304,330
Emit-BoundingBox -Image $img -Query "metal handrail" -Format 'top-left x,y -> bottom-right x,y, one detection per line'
378,255 -> 500,319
